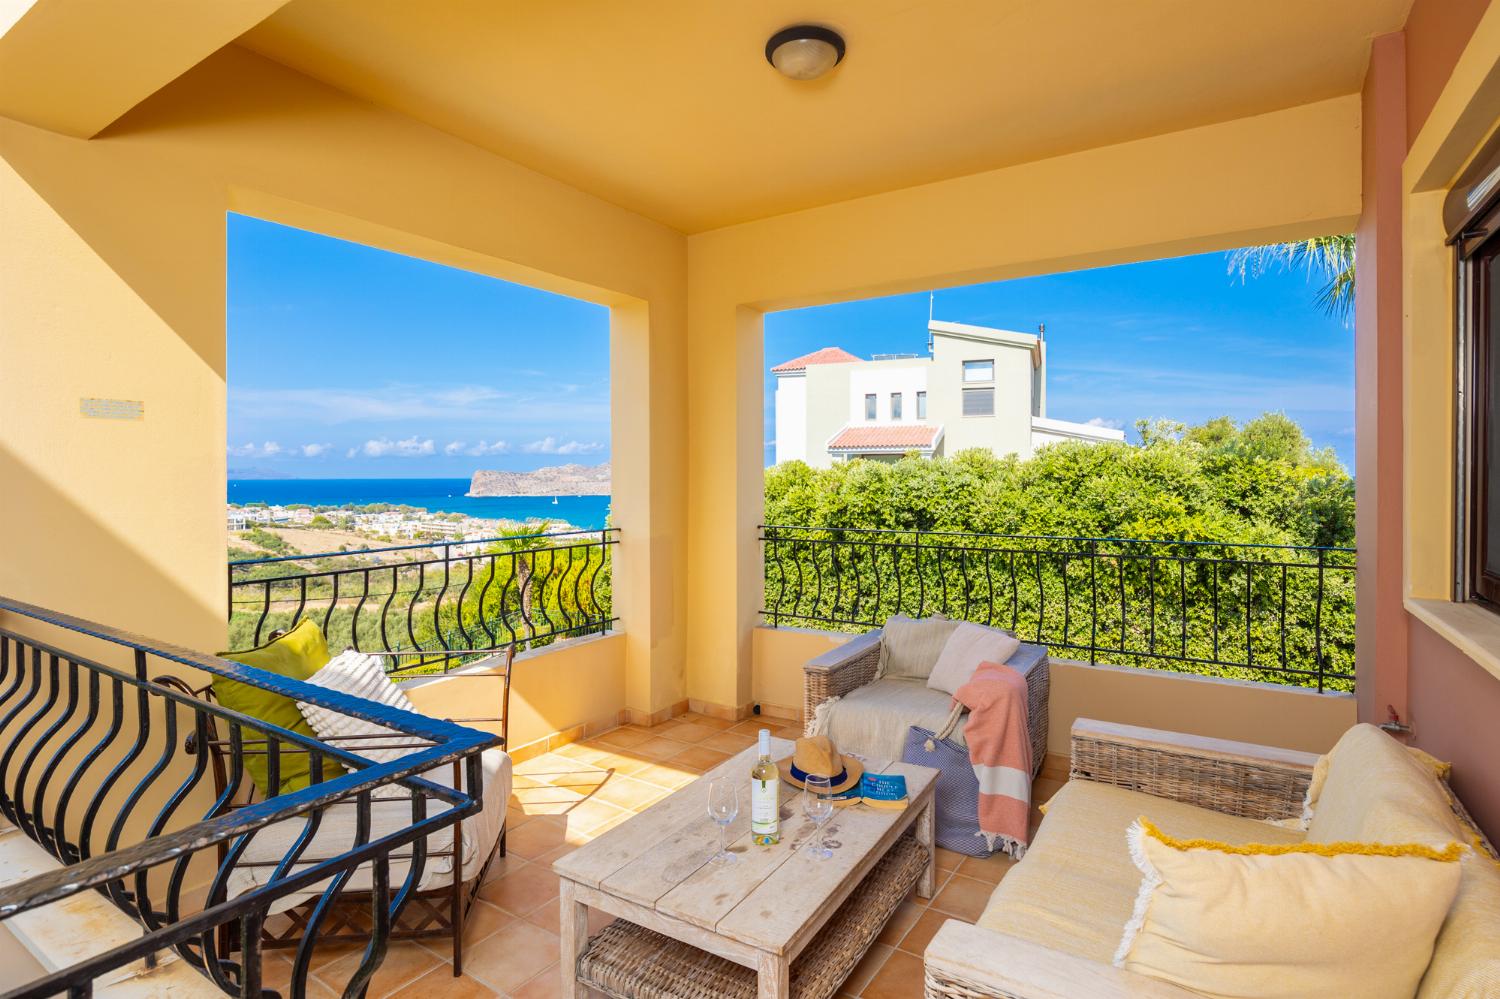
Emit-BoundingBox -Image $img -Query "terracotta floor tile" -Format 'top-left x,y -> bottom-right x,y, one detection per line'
553,742 -> 615,766
461,921 -> 561,994
957,852 -> 1016,885
590,775 -> 670,811
629,762 -> 698,789
699,731 -> 757,755
511,784 -> 586,815
563,797 -> 634,833
726,719 -> 766,735
665,746 -> 731,771
510,964 -> 562,999
387,967 -> 499,999
534,842 -> 577,867
461,899 -> 514,946
505,805 -> 536,830
895,907 -> 956,957
524,896 -> 561,934
680,713 -> 736,731
506,817 -> 571,859
514,753 -> 587,778
839,942 -> 892,995
581,749 -> 652,777
930,874 -> 992,922
859,949 -> 926,999
479,861 -> 560,916
631,736 -> 693,760
875,899 -> 924,946
593,727 -> 652,749
658,721 -> 722,743
773,726 -> 805,740
540,766 -> 610,792
933,847 -> 965,872
318,941 -> 441,999
261,954 -> 339,999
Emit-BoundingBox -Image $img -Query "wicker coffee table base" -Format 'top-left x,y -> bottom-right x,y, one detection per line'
577,834 -> 928,999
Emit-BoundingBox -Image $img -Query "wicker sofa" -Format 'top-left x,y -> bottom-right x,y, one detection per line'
923,719 -> 1500,999
802,626 -> 1049,776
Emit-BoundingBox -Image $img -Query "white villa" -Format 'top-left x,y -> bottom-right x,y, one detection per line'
772,320 -> 1125,467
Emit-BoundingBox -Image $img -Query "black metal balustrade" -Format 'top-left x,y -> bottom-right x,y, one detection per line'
228,529 -> 617,671
761,526 -> 1356,691
0,596 -> 497,999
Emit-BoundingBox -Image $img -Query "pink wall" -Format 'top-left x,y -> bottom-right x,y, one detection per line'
1354,33 -> 1409,729
1357,0 -> 1499,839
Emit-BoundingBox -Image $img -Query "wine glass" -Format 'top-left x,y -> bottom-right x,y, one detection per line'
802,774 -> 834,859
707,777 -> 739,866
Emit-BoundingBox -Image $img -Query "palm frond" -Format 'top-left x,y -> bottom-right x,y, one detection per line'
1227,234 -> 1355,324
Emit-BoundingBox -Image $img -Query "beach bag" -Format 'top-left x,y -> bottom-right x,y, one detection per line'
901,725 -> 992,857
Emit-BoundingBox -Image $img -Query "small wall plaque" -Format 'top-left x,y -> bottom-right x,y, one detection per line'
80,398 -> 144,421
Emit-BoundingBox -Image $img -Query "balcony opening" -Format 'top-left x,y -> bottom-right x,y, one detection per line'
225,213 -> 613,672
763,241 -> 1355,692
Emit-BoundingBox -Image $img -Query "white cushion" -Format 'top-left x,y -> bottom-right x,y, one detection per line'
927,622 -> 1021,695
297,650 -> 418,767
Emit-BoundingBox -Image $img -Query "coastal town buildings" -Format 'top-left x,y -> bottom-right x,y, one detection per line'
772,320 -> 1124,467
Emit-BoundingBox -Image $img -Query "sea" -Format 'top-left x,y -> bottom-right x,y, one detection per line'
227,478 -> 612,530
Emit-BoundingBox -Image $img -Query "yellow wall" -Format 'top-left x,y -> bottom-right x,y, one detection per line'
688,96 -> 1364,714
0,46 -> 688,717
402,634 -> 626,757
751,627 -> 1355,755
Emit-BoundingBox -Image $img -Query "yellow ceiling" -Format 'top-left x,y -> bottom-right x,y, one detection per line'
238,0 -> 1412,233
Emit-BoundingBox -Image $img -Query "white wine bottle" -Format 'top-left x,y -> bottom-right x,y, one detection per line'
750,729 -> 780,846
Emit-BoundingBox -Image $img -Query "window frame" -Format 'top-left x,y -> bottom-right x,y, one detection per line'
962,359 -> 995,383
864,393 -> 877,421
916,390 -> 927,420
961,386 -> 995,418
1458,201 -> 1500,609
890,392 -> 902,420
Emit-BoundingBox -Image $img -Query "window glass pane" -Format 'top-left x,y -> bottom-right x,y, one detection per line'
864,394 -> 877,420
891,393 -> 902,420
1485,253 -> 1500,577
917,391 -> 927,419
963,360 -> 994,382
962,387 -> 994,416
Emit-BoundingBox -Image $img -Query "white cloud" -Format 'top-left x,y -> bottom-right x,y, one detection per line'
228,441 -> 282,458
520,436 -> 604,455
355,436 -> 436,458
300,443 -> 332,457
1085,417 -> 1124,430
444,441 -> 466,456
231,383 -> 607,427
445,439 -> 510,456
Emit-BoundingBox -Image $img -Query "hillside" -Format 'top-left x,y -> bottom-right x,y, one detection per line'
468,461 -> 611,497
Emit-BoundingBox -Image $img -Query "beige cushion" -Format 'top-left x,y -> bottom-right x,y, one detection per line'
977,780 -> 1304,963
927,622 -> 1021,695
877,614 -> 959,681
1419,786 -> 1500,999
1307,724 -> 1464,847
1117,817 -> 1464,999
821,677 -> 968,762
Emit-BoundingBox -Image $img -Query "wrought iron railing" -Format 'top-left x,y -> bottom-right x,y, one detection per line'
228,528 -> 617,671
760,526 -> 1356,691
0,596 -> 497,999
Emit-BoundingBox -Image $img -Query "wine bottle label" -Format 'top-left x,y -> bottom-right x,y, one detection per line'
750,776 -> 780,842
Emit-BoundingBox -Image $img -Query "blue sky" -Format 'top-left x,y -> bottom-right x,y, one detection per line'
765,251 -> 1355,470
228,214 -> 1354,478
228,213 -> 611,477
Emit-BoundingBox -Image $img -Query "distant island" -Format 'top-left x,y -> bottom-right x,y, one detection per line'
469,461 -> 611,497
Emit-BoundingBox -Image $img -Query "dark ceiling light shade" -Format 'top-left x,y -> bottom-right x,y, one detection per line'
765,25 -> 846,80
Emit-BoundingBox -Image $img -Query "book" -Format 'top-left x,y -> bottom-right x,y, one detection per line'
859,772 -> 909,809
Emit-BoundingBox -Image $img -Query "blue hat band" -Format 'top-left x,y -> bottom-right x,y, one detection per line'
789,762 -> 849,786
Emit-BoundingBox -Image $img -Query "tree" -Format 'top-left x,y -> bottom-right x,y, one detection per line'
1228,234 -> 1355,324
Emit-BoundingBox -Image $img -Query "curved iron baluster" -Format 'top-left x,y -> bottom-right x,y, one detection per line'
961,549 -> 971,621
1178,560 -> 1188,658
1034,552 -> 1045,644
792,539 -> 806,621
15,655 -> 75,849
476,554 -> 499,647
131,699 -> 212,932
53,676 -> 125,864
812,539 -> 824,621
534,549 -> 557,638
984,550 -> 994,627
1118,553 -> 1127,656
36,664 -> 97,860
105,697 -> 183,917
830,536 -> 842,623
455,555 -> 477,654
497,552 -> 520,645
587,540 -> 608,625
289,791 -> 374,996
433,546 -> 453,656
323,572 -> 340,642
936,547 -> 948,616
871,540 -> 882,625
1244,561 -> 1253,668
352,568 -> 371,654
406,563 -> 425,659
1061,552 -> 1072,649
293,575 -> 308,629
0,646 -> 47,827
1148,557 -> 1158,656
1210,560 -> 1220,662
571,545 -> 586,634
1008,551 -> 1019,632
892,536 -> 904,617
254,580 -> 272,647
380,565 -> 398,654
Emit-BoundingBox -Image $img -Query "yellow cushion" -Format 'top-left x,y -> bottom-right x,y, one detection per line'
1118,817 -> 1464,999
977,780 -> 1304,962
1418,788 -> 1500,999
1306,724 -> 1463,847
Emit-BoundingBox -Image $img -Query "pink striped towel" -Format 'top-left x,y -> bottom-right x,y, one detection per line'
951,662 -> 1032,858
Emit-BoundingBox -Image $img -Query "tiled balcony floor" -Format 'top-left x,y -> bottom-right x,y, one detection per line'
271,713 -> 1067,999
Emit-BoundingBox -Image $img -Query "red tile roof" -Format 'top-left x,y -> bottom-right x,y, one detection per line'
827,424 -> 942,451
770,346 -> 861,373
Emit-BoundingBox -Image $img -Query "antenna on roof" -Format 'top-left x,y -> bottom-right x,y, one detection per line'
1038,322 -> 1045,341
928,292 -> 935,324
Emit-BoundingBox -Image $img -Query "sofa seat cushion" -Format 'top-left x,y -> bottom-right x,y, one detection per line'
977,779 -> 1304,963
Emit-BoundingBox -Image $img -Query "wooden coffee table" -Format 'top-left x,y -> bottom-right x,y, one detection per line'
554,738 -> 937,999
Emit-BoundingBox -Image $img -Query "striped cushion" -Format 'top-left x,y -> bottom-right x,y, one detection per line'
297,650 -> 418,767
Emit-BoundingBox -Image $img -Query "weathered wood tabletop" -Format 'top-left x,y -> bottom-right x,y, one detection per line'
555,737 -> 937,999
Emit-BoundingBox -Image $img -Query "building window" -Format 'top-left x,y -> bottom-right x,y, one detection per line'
963,359 -> 994,382
1459,194 -> 1500,608
916,391 -> 927,419
865,393 -> 877,420
891,392 -> 903,420
962,387 -> 995,417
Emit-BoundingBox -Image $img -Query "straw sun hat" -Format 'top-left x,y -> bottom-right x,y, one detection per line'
776,735 -> 863,794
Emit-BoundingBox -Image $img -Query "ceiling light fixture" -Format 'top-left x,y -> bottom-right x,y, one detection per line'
765,25 -> 845,81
